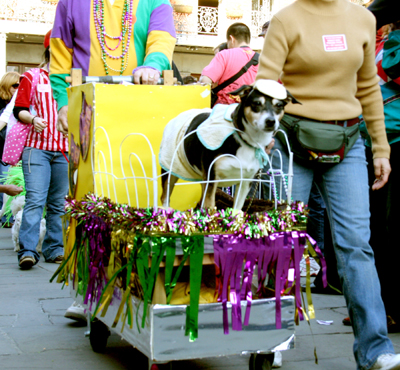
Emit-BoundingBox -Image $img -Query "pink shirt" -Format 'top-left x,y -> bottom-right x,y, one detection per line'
202,47 -> 258,105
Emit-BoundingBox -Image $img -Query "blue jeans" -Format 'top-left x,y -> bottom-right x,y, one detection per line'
270,137 -> 393,369
307,182 -> 326,252
18,148 -> 68,263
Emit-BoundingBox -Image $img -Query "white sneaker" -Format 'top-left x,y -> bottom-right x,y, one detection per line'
272,351 -> 283,368
371,354 -> 400,370
64,301 -> 87,323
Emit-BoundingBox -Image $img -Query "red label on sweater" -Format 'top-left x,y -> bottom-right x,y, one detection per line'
322,35 -> 347,52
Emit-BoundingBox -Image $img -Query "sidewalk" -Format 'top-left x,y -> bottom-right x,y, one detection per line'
1,227 -> 399,370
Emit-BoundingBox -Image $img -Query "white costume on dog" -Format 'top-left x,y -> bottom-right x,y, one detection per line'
160,104 -> 243,181
160,103 -> 270,182
0,195 -> 46,253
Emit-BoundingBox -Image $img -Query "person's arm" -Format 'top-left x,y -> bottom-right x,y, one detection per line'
199,75 -> 217,88
49,1 -> 73,111
256,16 -> 289,82
133,0 -> 176,85
0,184 -> 23,196
382,29 -> 400,84
0,93 -> 17,128
13,75 -> 47,133
201,52 -> 227,88
356,14 -> 391,189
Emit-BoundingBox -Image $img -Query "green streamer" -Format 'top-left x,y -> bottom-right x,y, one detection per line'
136,236 -> 168,328
166,237 -> 192,304
91,264 -> 127,319
164,237 -> 176,302
184,236 -> 204,342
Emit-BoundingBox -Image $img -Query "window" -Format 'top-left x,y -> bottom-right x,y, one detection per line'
6,63 -> 38,74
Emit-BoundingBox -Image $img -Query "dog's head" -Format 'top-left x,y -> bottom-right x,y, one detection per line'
230,79 -> 300,133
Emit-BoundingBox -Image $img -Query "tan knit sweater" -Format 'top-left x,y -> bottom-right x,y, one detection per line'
256,0 -> 390,158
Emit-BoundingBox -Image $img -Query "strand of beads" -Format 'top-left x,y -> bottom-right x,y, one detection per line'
93,0 -> 134,75
282,175 -> 292,202
266,170 -> 292,203
268,172 -> 279,202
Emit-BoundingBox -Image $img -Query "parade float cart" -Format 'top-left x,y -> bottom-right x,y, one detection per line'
53,74 -> 323,370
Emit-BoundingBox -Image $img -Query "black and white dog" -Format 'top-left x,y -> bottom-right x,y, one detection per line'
160,79 -> 299,210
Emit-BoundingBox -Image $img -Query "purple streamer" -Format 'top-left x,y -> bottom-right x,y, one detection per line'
212,231 -> 326,335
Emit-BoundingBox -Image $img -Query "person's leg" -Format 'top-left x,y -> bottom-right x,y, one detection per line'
317,137 -> 394,369
41,151 -> 69,262
310,180 -> 341,293
266,138 -> 314,203
307,182 -> 326,252
368,142 -> 400,328
18,148 -> 51,263
383,142 -> 400,326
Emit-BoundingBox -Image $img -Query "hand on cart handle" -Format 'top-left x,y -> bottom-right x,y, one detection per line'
133,68 -> 161,86
57,106 -> 69,135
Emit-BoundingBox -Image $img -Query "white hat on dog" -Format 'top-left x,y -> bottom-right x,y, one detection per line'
254,79 -> 287,100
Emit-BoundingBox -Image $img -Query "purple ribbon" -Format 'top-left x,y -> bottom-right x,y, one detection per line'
213,231 -> 326,334
242,239 -> 258,326
292,232 -> 304,321
79,216 -> 110,311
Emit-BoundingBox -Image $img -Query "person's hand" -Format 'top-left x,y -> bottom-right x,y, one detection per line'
0,120 -> 6,131
57,105 -> 69,135
265,138 -> 275,155
1,184 -> 23,196
32,117 -> 47,133
372,157 -> 391,190
133,68 -> 160,85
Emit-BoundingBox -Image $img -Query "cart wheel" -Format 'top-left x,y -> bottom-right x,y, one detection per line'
249,353 -> 274,370
89,319 -> 110,353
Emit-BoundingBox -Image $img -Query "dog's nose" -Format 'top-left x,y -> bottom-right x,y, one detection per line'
265,119 -> 276,129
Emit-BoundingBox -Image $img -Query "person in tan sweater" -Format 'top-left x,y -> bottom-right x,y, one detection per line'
257,0 -> 398,369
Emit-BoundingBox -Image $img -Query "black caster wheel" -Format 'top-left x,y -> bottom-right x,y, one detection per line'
89,319 -> 110,353
249,353 -> 274,370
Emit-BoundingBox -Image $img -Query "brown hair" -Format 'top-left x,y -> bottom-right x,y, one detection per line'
0,71 -> 20,102
226,23 -> 251,44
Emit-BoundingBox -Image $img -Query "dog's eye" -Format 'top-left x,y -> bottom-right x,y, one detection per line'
251,101 -> 263,112
275,101 -> 285,108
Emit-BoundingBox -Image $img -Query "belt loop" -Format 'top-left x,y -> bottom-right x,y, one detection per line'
343,120 -> 348,128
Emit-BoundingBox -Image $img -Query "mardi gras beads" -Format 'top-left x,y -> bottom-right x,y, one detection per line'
93,0 -> 134,75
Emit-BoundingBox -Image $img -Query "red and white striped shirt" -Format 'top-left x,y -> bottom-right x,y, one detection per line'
15,68 -> 68,152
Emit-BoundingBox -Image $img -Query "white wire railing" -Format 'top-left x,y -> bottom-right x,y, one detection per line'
90,122 -> 294,211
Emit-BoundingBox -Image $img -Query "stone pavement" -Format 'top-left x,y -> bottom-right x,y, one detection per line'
1,227 -> 400,370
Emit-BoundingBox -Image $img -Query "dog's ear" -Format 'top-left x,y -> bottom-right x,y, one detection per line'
229,85 -> 253,98
285,89 -> 301,105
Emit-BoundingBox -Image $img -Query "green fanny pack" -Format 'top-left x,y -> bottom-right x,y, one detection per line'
276,113 -> 360,164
